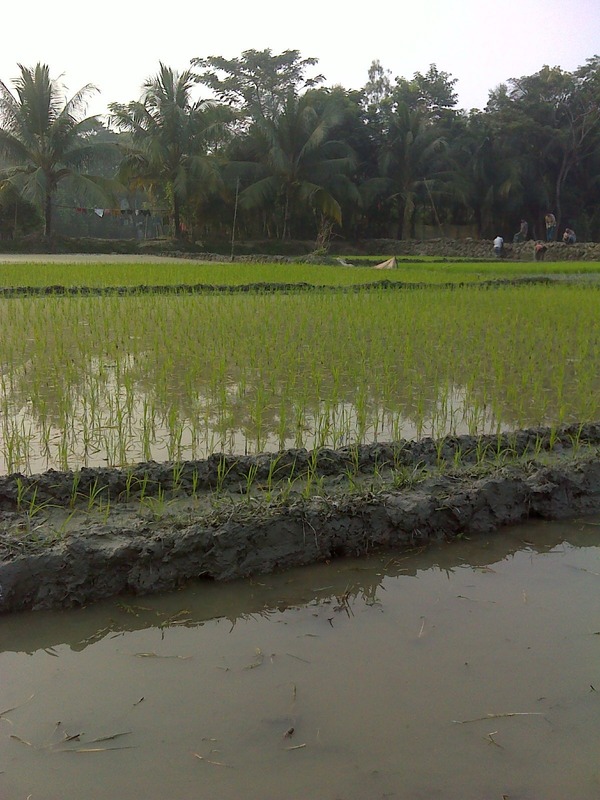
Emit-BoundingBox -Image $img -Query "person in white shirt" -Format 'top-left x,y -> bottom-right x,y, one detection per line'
493,235 -> 504,258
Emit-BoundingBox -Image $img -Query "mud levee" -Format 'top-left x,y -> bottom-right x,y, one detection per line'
337,238 -> 600,262
0,275 -> 572,299
2,236 -> 600,261
1,425 -> 599,614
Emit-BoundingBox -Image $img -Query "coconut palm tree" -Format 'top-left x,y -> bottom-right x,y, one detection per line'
109,63 -> 227,238
236,91 -> 358,239
361,103 -> 448,239
0,63 -> 111,236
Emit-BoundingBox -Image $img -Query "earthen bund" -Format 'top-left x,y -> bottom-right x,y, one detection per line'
1,425 -> 599,613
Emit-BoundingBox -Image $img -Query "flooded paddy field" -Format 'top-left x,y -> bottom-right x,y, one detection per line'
1,515 -> 600,800
0,283 -> 598,474
0,258 -> 599,798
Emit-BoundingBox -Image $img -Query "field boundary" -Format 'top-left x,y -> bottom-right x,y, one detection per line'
0,275 -> 567,297
1,424 -> 599,613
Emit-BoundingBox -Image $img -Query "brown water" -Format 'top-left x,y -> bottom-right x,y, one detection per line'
1,517 -> 600,800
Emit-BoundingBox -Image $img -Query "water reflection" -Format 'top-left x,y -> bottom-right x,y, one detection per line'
3,515 -> 599,655
0,374 -> 510,475
1,516 -> 600,800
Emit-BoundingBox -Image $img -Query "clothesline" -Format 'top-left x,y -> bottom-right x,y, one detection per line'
55,204 -> 169,217
77,207 -> 152,218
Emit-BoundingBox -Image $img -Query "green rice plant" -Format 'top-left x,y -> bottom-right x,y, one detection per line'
140,485 -> 167,520
302,448 -> 324,499
343,466 -> 360,493
489,432 -> 516,466
277,474 -> 298,504
86,478 -> 107,511
49,508 -> 78,540
265,454 -> 284,500
567,422 -> 586,454
69,471 -> 81,509
391,462 -> 427,490
347,443 -> 361,477
434,436 -> 447,467
532,434 -> 545,458
474,438 -> 491,466
171,462 -> 185,494
15,476 -> 29,512
0,281 -> 598,475
452,445 -> 464,469
215,455 -> 236,494
122,469 -> 137,502
242,462 -> 259,500
0,257 -> 599,290
13,478 -> 50,517
191,468 -> 200,498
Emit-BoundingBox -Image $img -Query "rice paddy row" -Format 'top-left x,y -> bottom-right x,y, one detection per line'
0,258 -> 599,289
0,280 -> 598,475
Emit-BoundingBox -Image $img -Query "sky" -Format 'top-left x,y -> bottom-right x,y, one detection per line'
2,0 -> 598,120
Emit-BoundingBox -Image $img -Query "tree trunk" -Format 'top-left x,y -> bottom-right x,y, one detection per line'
554,151 -> 572,236
44,192 -> 52,237
282,187 -> 291,240
173,194 -> 182,239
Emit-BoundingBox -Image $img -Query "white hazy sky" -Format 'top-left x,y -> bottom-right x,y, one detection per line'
2,0 -> 598,119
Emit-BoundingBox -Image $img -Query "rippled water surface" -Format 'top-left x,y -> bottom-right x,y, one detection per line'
1,516 -> 600,800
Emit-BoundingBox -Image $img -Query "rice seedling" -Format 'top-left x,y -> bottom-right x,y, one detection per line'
140,485 -> 167,520
0,257 -> 599,289
241,462 -> 259,500
86,478 -> 107,512
0,279 -> 596,475
215,455 -> 235,494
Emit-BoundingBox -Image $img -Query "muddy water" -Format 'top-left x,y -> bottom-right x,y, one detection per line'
1,518 -> 600,800
0,376 -> 499,475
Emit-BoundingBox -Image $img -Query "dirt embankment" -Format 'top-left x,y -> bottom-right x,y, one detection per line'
1,424 -> 599,614
2,236 -> 599,262
331,239 -> 600,262
168,239 -> 600,263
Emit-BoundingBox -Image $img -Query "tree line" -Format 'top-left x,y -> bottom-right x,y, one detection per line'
0,51 -> 599,244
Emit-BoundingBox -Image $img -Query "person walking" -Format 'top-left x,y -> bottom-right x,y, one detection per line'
545,212 -> 556,242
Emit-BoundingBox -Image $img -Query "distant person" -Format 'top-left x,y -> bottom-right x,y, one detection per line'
534,241 -> 547,261
545,212 -> 556,242
562,227 -> 576,244
513,219 -> 528,243
493,235 -> 504,258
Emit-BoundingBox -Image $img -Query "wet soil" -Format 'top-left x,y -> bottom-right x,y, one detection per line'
1,424 -> 599,613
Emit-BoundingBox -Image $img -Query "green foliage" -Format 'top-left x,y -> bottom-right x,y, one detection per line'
109,63 -> 229,238
0,181 -> 41,236
2,52 -> 600,243
0,64 -> 117,236
361,103 -> 449,238
192,49 -> 324,119
233,91 -> 359,238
